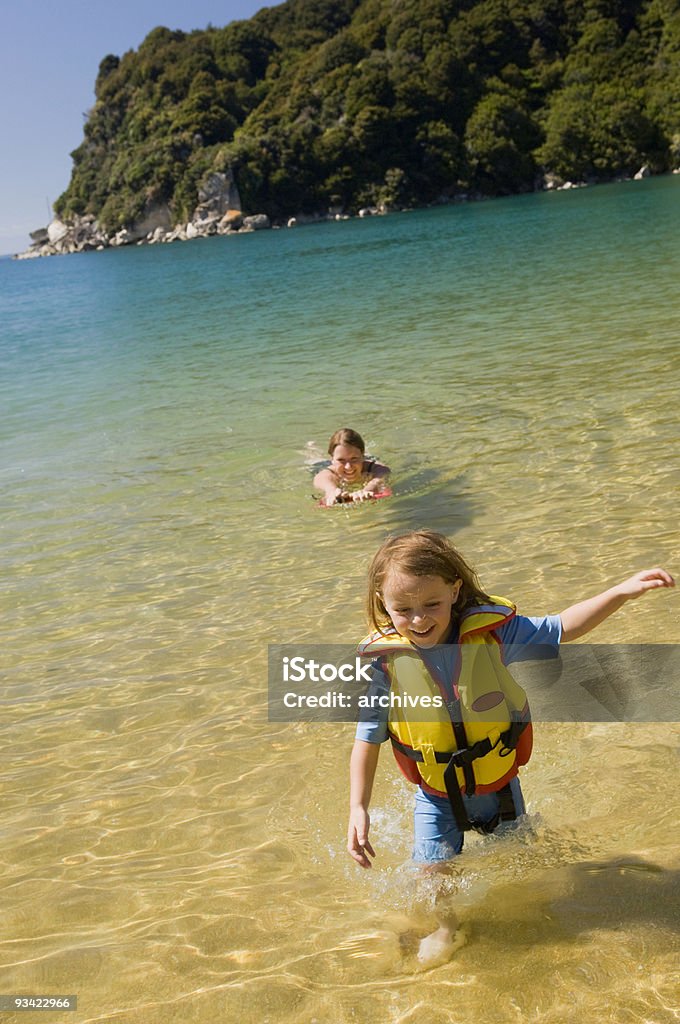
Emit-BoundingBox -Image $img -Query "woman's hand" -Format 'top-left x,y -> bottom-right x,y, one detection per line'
322,487 -> 343,506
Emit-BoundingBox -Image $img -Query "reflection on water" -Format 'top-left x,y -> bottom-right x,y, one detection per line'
1,179 -> 679,1023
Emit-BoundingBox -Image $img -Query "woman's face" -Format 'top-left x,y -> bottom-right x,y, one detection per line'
330,443 -> 364,483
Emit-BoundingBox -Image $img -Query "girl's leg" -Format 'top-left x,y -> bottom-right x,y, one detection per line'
411,779 -> 525,964
412,786 -> 464,864
412,789 -> 465,964
412,777 -> 525,863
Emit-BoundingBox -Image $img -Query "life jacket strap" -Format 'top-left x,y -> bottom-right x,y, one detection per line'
390,723 -> 529,834
443,768 -> 520,835
449,719 -> 529,769
390,720 -> 527,771
389,735 -> 452,764
498,718 -> 527,757
446,734 -> 499,770
443,756 -> 474,832
498,783 -> 519,823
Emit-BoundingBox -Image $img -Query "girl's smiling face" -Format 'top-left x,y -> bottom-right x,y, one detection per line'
381,571 -> 461,648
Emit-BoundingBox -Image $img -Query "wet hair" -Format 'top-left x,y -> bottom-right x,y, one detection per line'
327,428 -> 365,457
366,529 -> 493,634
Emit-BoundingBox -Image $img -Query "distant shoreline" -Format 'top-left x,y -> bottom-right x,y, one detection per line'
13,168 -> 680,262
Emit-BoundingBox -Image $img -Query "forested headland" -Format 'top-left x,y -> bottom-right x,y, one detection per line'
52,0 -> 680,232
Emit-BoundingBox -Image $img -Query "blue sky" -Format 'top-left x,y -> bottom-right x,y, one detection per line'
0,0 -> 267,255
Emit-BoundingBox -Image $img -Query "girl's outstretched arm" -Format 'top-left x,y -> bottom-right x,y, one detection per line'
560,568 -> 675,642
347,739 -> 380,868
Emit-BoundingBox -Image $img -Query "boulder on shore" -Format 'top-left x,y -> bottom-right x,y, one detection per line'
47,219 -> 70,244
242,214 -> 271,231
218,209 -> 243,232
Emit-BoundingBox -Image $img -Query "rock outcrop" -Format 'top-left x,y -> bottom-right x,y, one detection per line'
15,169 -> 257,259
17,214 -> 111,258
193,171 -> 240,221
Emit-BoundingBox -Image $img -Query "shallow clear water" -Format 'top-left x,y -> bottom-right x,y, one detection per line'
1,177 -> 679,1024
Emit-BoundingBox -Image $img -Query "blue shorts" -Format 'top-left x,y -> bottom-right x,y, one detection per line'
412,777 -> 525,863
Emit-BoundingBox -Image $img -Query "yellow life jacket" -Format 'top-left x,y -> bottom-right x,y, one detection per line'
358,598 -> 532,798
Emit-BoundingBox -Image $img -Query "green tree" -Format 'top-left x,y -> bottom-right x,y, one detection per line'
465,90 -> 540,192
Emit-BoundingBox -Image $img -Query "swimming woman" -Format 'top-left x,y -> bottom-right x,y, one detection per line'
313,428 -> 390,507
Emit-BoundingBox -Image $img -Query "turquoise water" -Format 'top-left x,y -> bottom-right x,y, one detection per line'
1,177 -> 679,1024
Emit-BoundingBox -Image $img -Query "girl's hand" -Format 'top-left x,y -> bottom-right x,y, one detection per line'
561,568 -> 675,641
351,488 -> 373,502
347,807 -> 375,869
616,568 -> 675,599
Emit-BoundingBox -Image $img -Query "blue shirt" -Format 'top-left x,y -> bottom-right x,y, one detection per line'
355,613 -> 562,744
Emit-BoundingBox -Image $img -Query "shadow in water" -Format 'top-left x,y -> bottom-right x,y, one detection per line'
377,469 -> 478,534
302,464 -> 479,536
470,855 -> 680,948
512,646 -> 680,723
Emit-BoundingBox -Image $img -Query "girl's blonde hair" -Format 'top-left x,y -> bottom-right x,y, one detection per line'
366,530 -> 493,633
328,427 -> 365,456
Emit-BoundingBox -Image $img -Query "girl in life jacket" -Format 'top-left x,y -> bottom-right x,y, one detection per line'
347,529 -> 674,965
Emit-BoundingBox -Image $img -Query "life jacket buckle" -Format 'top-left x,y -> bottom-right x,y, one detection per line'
420,743 -> 437,766
499,720 -> 525,756
488,728 -> 501,749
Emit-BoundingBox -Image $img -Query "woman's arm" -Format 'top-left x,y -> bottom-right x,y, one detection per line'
313,467 -> 343,506
352,461 -> 391,499
364,461 -> 390,489
560,568 -> 675,642
347,739 -> 380,868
